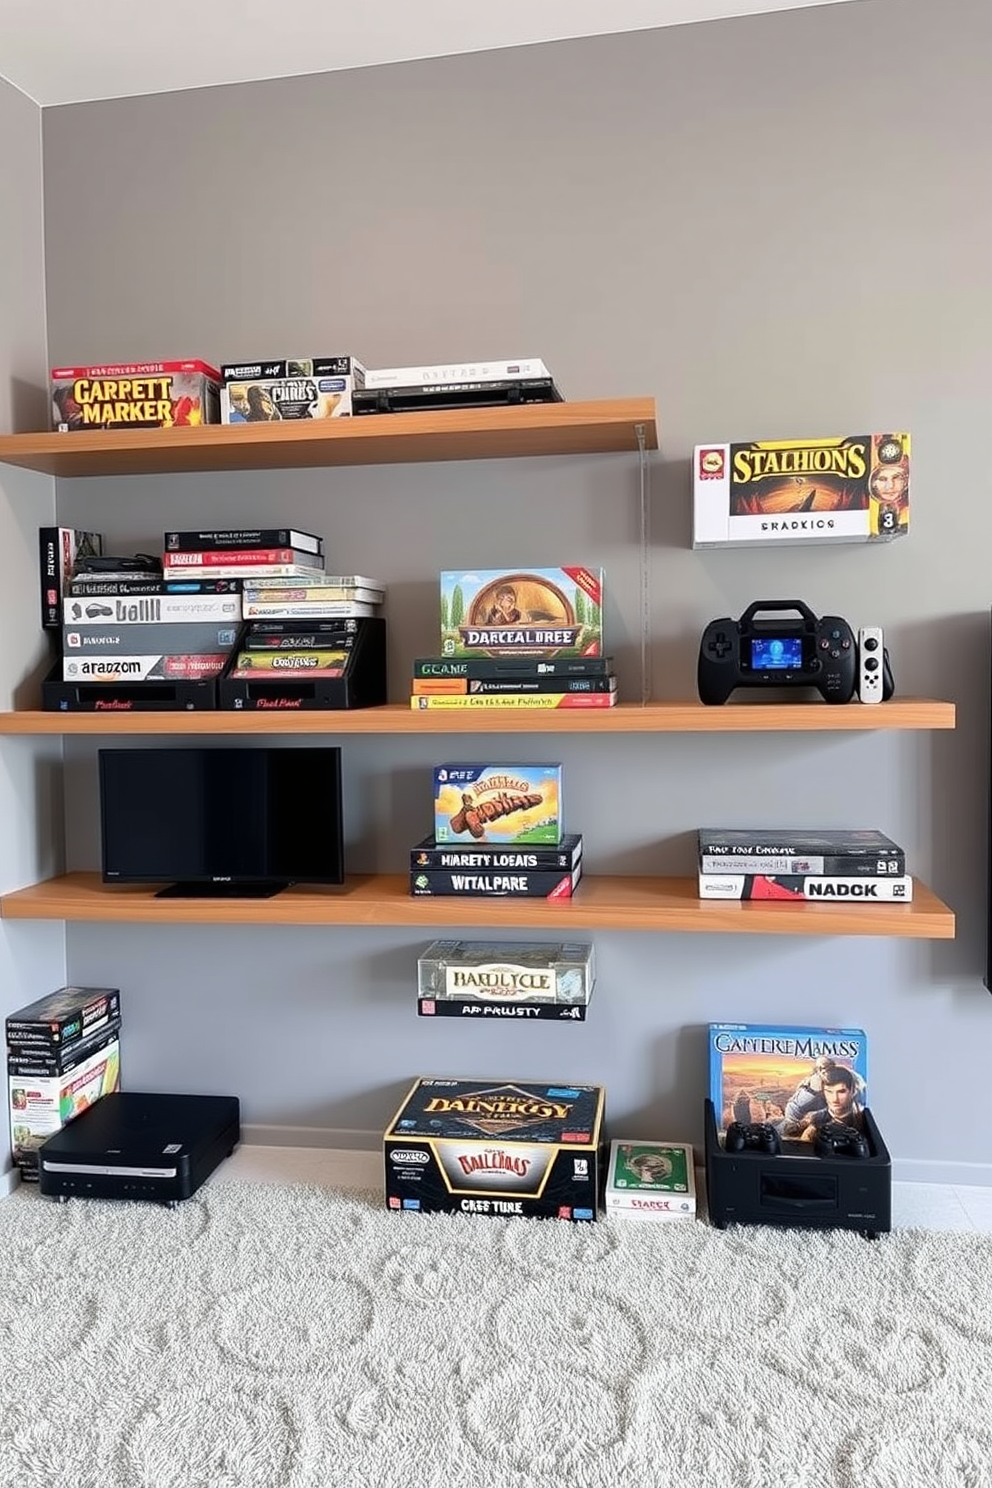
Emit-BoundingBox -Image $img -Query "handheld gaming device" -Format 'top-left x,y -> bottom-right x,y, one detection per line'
698,600 -> 858,705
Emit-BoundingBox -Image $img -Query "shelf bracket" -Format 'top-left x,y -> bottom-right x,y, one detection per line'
635,422 -> 650,705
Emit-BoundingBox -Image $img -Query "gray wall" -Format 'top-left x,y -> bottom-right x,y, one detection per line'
39,0 -> 992,1177
0,76 -> 67,1177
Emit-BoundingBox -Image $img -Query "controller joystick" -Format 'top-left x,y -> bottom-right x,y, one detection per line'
724,1120 -> 782,1155
698,600 -> 858,705
813,1121 -> 870,1160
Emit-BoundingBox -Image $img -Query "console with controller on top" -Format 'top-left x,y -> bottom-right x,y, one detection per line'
704,1098 -> 891,1239
37,1091 -> 240,1207
698,600 -> 858,705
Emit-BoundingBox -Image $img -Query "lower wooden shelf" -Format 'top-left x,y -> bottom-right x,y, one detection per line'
0,872 -> 955,937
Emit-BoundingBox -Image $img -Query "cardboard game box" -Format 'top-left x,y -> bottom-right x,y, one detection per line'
439,568 -> 604,659
50,362 -> 221,430
8,1033 -> 121,1180
219,357 -> 366,421
384,1077 -> 606,1220
417,938 -> 594,1022
433,764 -> 563,845
692,433 -> 910,547
604,1140 -> 697,1220
708,1023 -> 869,1141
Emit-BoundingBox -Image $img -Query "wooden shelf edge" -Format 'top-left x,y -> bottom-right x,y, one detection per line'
0,872 -> 955,938
0,398 -> 658,477
0,699 -> 956,735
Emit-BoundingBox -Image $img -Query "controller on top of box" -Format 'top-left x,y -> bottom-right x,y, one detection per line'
698,601 -> 893,706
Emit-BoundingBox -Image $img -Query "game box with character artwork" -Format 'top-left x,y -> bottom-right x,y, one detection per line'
708,1022 -> 869,1142
50,362 -> 221,430
439,568 -> 603,659
693,433 -> 910,547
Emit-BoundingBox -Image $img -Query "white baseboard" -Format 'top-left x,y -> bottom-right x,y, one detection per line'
892,1158 -> 992,1188
242,1124 -> 380,1152
0,1165 -> 21,1201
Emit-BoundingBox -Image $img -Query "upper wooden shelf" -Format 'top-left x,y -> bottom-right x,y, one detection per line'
0,398 -> 658,478
0,699 -> 955,735
0,872 -> 955,938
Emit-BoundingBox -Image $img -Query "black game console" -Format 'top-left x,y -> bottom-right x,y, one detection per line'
698,600 -> 858,704
37,1091 -> 241,1208
704,1098 -> 891,1239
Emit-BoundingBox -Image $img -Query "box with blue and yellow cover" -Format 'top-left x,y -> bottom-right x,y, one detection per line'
708,1023 -> 868,1142
384,1076 -> 606,1221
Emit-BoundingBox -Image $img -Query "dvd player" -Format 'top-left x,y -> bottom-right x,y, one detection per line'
38,1091 -> 241,1207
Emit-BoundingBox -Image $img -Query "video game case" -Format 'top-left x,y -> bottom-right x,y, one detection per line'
63,654 -> 229,683
229,650 -> 350,678
700,852 -> 907,877
6,985 -> 121,1050
69,576 -> 244,597
412,676 -> 617,697
411,833 -> 583,872
698,873 -> 914,901
39,527 -> 104,629
411,693 -> 617,711
7,1020 -> 122,1076
158,564 -> 322,581
410,864 -> 582,899
242,582 -> 385,605
164,548 -> 323,570
697,828 -> 905,859
413,655 -> 615,679
418,999 -> 587,1022
165,528 -> 323,556
64,595 -> 241,626
244,629 -> 361,651
243,601 -> 381,620
63,623 -> 241,655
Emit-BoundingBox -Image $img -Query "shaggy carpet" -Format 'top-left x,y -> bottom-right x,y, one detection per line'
1,1180 -> 991,1488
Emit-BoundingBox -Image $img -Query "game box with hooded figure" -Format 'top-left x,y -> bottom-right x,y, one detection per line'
693,433 -> 910,547
384,1077 -> 606,1220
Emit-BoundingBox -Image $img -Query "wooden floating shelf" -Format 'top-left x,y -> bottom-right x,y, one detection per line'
0,699 -> 956,735
0,872 -> 955,938
0,398 -> 657,478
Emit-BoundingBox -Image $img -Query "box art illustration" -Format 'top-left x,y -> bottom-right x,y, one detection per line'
50,361 -> 221,430
605,1140 -> 697,1217
708,1023 -> 868,1142
439,568 -> 603,658
433,764 -> 562,845
693,433 -> 910,547
219,357 -> 366,421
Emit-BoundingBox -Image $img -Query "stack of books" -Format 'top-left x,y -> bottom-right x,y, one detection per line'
695,828 -> 911,902
163,526 -> 325,582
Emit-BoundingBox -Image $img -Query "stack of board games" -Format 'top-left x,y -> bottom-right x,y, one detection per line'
692,432 -> 910,548
356,357 -> 562,415
163,527 -> 326,582
60,587 -> 243,687
384,1076 -> 605,1221
417,939 -> 595,1021
696,828 -> 912,902
219,357 -> 366,422
7,986 -> 122,1181
50,361 -> 221,430
708,1022 -> 869,1143
604,1140 -> 697,1221
411,567 -> 616,711
412,764 -> 582,901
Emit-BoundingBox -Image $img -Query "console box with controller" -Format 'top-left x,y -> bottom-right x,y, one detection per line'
703,1098 -> 891,1238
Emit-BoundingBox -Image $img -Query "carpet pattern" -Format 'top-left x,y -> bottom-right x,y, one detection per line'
2,1181 -> 992,1488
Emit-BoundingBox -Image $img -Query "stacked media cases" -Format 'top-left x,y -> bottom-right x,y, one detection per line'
696,828 -> 912,902
411,764 -> 582,901
227,576 -> 386,683
6,986 -> 122,1181
161,526 -> 326,581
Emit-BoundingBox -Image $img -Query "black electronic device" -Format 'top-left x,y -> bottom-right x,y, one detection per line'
217,616 -> 386,712
698,600 -> 858,705
724,1120 -> 782,1155
813,1121 -> 871,1160
704,1099 -> 891,1239
74,553 -> 162,574
353,378 -> 563,415
98,745 -> 344,897
37,1092 -> 240,1207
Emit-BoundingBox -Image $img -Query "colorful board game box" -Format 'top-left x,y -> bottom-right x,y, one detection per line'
439,567 -> 604,658
433,764 -> 562,845
219,357 -> 366,421
693,433 -> 910,547
9,1033 -> 121,1180
708,1023 -> 869,1141
50,361 -> 221,430
604,1140 -> 697,1219
384,1076 -> 606,1221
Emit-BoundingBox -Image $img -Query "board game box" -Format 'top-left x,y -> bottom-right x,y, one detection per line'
708,1023 -> 868,1142
384,1076 -> 606,1220
604,1140 -> 697,1219
693,433 -> 910,547
50,362 -> 221,430
434,764 -> 562,845
439,568 -> 604,658
219,357 -> 366,421
9,1032 -> 121,1180
417,938 -> 595,1021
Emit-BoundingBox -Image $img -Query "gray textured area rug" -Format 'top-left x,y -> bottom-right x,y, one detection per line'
2,1181 -> 991,1488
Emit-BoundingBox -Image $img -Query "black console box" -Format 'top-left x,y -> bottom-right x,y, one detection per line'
42,662 -> 219,712
218,617 -> 387,711
704,1098 -> 891,1238
38,1091 -> 240,1207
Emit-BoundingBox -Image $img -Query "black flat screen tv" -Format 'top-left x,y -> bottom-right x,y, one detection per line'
99,747 -> 344,898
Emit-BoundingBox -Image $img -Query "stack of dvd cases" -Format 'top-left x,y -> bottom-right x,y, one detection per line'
696,829 -> 912,902
6,986 -> 122,1181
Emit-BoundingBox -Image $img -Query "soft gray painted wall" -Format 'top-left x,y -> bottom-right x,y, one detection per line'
0,76 -> 67,1180
40,0 -> 992,1176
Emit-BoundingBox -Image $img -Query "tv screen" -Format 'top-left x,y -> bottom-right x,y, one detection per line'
99,747 -> 344,898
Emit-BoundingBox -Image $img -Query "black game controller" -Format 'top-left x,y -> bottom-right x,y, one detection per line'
724,1121 -> 782,1155
813,1121 -> 870,1160
698,600 -> 858,705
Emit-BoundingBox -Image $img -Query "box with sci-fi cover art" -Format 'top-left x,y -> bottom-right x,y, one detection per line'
50,362 -> 221,430
219,357 -> 366,421
693,433 -> 910,547
708,1023 -> 868,1143
384,1076 -> 606,1221
439,568 -> 604,659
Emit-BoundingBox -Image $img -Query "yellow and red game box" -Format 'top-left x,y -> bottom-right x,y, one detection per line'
692,433 -> 910,547
50,361 -> 222,430
384,1076 -> 606,1221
